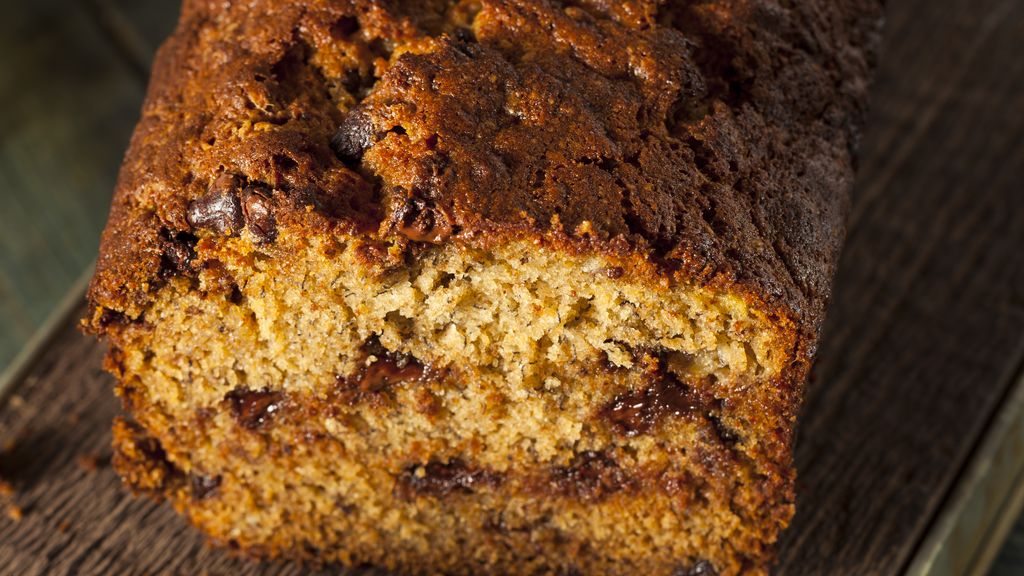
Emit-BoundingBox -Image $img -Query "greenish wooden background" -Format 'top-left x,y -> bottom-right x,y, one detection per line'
0,0 -> 171,369
0,1 -> 1020,573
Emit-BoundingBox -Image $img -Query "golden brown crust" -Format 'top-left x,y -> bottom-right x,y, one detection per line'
87,0 -> 882,337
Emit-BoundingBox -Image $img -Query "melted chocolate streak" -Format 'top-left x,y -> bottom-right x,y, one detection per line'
395,460 -> 502,499
600,374 -> 705,437
225,387 -> 285,430
335,337 -> 432,405
222,338 -> 432,436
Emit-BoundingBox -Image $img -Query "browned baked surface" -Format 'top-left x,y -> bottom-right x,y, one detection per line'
88,0 -> 882,333
86,1 -> 882,574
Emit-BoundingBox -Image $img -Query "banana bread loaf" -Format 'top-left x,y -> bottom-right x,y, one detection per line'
86,1 -> 882,574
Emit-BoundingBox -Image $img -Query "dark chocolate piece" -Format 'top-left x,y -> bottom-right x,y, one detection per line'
395,197 -> 453,244
225,388 -> 285,430
187,175 -> 244,236
158,230 -> 198,278
601,375 -> 703,436
241,186 -> 277,243
330,110 -> 374,163
395,460 -> 502,499
334,340 -> 429,407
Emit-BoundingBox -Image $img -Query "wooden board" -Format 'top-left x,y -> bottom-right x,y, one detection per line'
776,0 -> 1024,573
0,0 -> 150,369
1,1 -> 1023,574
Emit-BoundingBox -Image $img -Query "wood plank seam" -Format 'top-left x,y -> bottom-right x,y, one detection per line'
905,344 -> 1024,575
0,267 -> 93,409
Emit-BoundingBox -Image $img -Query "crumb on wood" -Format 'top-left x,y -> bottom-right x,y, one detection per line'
58,520 -> 72,533
6,504 -> 22,522
77,455 -> 99,472
77,453 -> 110,472
0,480 -> 12,497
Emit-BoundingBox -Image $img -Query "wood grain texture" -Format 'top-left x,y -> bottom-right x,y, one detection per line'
992,520 -> 1024,576
0,0 -> 1022,574
0,0 -> 179,373
0,0 -> 148,369
776,0 -> 1024,572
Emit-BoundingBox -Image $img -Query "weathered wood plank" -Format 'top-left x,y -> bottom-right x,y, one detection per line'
992,519 -> 1024,576
848,0 -> 1021,231
0,0 -> 177,373
0,0 -> 148,369
776,0 -> 1024,572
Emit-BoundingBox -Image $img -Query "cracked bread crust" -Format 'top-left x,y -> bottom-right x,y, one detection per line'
87,0 -> 881,338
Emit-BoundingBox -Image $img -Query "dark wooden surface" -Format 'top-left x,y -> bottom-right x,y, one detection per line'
777,0 -> 1024,573
0,1 -> 1022,574
0,0 -> 146,369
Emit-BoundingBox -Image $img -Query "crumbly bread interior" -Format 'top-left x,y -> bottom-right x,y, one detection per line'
109,233 -> 796,575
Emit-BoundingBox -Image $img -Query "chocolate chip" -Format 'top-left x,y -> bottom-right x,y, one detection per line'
190,474 -> 222,501
674,560 -> 718,576
334,338 -> 429,406
331,110 -> 374,163
395,460 -> 502,499
600,374 -> 703,436
548,451 -> 632,501
162,237 -> 195,273
359,358 -> 424,392
225,388 -> 285,430
396,197 -> 453,243
242,186 -> 277,243
158,230 -> 198,278
187,175 -> 243,235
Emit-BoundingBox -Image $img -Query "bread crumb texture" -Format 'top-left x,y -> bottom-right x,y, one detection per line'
88,0 -> 882,574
